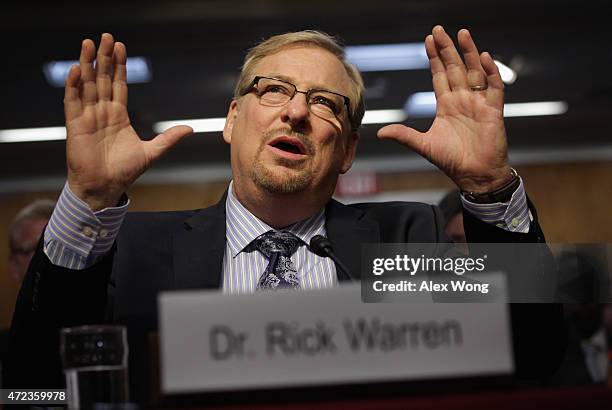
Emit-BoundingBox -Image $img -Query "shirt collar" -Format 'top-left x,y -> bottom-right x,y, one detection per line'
225,181 -> 327,258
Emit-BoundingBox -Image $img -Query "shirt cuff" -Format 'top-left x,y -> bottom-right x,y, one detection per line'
44,182 -> 129,269
460,178 -> 532,233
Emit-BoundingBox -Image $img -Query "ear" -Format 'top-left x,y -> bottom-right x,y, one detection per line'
340,131 -> 359,174
223,99 -> 239,144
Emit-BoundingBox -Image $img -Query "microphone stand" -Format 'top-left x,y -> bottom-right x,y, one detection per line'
309,235 -> 355,281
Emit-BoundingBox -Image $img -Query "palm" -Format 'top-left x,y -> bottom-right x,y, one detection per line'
378,26 -> 511,192
67,100 -> 147,197
421,90 -> 507,185
64,34 -> 192,210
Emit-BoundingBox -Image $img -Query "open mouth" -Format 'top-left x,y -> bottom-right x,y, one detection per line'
268,136 -> 308,156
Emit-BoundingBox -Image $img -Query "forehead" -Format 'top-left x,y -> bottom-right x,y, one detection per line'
252,45 -> 354,95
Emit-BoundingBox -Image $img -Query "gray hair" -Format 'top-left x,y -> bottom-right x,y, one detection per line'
9,199 -> 55,253
234,30 -> 365,131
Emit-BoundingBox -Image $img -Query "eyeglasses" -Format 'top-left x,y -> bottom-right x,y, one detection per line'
244,76 -> 351,122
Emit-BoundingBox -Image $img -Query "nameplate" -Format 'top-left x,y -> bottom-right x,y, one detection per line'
158,283 -> 513,394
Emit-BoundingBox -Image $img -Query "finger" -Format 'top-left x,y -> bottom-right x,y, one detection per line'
480,51 -> 505,108
144,125 -> 194,163
64,64 -> 83,121
377,124 -> 427,157
96,33 -> 115,101
112,42 -> 128,106
458,29 -> 487,87
79,39 -> 98,105
425,34 -> 450,98
432,25 -> 468,91
480,51 -> 504,91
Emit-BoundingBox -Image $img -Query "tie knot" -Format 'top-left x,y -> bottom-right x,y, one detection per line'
249,230 -> 303,258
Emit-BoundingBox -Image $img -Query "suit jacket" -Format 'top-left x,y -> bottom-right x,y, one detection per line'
6,195 -> 565,399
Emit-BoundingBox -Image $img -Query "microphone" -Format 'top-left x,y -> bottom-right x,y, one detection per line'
309,235 -> 354,281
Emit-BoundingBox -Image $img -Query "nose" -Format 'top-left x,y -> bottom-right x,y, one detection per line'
280,91 -> 310,127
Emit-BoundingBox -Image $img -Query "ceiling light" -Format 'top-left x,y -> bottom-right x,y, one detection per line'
345,43 -> 429,72
153,109 -> 410,134
404,92 -> 567,118
153,118 -> 227,134
0,127 -> 65,143
494,60 -> 517,84
43,57 -> 152,87
404,92 -> 437,117
503,101 -> 568,117
362,109 -> 407,124
3,99 -> 567,144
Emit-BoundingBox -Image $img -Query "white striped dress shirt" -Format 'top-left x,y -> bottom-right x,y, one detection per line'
222,182 -> 337,293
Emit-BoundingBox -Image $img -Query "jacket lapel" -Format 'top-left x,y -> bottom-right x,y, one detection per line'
325,199 -> 380,281
172,193 -> 227,290
172,195 -> 381,288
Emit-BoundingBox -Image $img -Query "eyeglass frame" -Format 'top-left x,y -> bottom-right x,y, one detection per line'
242,75 -> 352,124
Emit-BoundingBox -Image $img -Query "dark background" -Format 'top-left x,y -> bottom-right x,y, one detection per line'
1,0 -> 611,185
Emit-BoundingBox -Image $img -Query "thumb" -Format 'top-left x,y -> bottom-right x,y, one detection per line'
377,124 -> 425,156
144,125 -> 193,162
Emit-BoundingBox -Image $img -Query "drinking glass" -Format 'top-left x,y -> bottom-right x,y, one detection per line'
60,325 -> 129,410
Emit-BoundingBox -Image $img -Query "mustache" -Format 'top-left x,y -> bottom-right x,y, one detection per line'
262,128 -> 315,155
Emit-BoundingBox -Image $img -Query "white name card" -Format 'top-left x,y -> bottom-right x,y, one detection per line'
158,283 -> 513,394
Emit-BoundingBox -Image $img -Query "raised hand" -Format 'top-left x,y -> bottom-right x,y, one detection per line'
64,33 -> 192,210
377,26 -> 512,193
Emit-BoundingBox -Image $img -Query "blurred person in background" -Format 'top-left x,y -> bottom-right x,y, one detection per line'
439,191 -> 612,386
548,250 -> 612,386
437,188 -> 576,388
1,198 -> 55,386
7,199 -> 56,283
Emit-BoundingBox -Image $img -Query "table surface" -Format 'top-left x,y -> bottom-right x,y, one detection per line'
155,384 -> 612,410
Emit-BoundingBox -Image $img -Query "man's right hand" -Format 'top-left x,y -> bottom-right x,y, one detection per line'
64,33 -> 193,211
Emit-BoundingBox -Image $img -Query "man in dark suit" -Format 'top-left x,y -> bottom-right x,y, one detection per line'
8,27 -> 563,399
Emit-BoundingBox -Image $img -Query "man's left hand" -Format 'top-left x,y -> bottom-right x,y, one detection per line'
377,25 -> 512,193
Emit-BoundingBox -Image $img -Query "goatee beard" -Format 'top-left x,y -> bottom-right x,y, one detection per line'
251,128 -> 314,194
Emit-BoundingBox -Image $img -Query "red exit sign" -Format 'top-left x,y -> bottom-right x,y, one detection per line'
335,172 -> 379,197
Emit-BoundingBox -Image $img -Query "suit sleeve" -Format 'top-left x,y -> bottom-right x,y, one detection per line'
463,197 -> 567,383
5,237 -> 115,388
